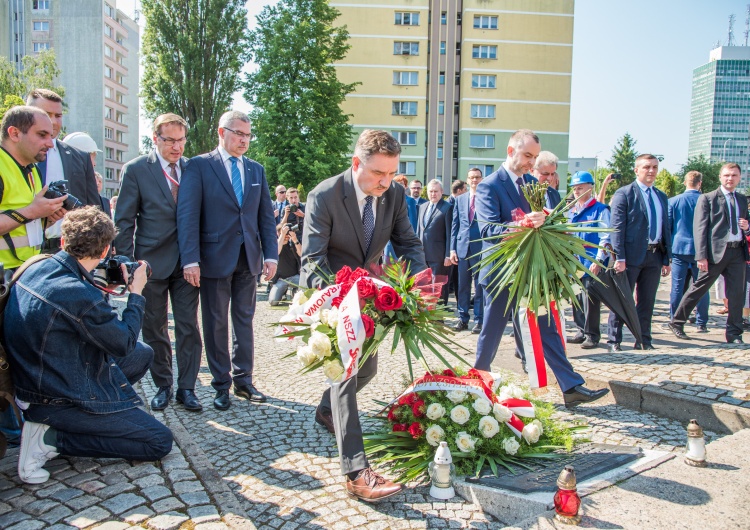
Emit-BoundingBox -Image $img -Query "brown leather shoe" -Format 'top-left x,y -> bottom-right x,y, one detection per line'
345,468 -> 403,502
314,406 -> 335,434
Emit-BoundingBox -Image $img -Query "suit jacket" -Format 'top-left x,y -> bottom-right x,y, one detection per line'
546,187 -> 562,209
176,149 -> 278,278
300,169 -> 426,288
610,181 -> 672,267
694,188 -> 750,264
114,151 -> 187,280
668,189 -> 701,257
451,191 -> 482,259
99,195 -> 112,218
273,199 -> 288,225
417,199 -> 452,263
37,140 -> 100,207
405,195 -> 419,231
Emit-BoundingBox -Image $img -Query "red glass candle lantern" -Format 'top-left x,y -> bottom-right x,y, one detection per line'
553,465 -> 582,524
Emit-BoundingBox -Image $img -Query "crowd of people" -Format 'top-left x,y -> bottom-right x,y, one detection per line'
0,98 -> 746,504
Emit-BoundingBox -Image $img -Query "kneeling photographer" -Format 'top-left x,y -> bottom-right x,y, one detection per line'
6,206 -> 172,484
268,222 -> 301,306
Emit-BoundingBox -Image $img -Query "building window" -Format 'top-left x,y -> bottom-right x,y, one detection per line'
394,131 -> 417,145
394,42 -> 419,55
470,134 -> 495,149
116,150 -> 124,162
392,101 -> 418,116
399,161 -> 416,175
104,45 -> 112,58
105,167 -> 115,180
104,66 -> 112,78
105,147 -> 114,160
33,42 -> 50,52
105,106 -> 112,119
473,164 -> 494,175
394,12 -> 419,26
473,15 -> 498,29
439,41 -> 446,55
104,3 -> 114,18
116,130 -> 124,143
104,127 -> 113,139
471,104 -> 496,118
393,71 -> 418,86
104,24 -> 112,37
116,111 -> 125,124
105,86 -> 112,99
441,11 -> 446,24
471,74 -> 496,88
437,148 -> 443,160
438,101 -> 445,115
33,1 -> 50,10
32,21 -> 50,31
437,131 -> 444,146
439,72 -> 445,85
472,45 -> 497,59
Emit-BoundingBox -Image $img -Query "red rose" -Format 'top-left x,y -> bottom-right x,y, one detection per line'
374,285 -> 403,311
411,399 -> 425,418
387,406 -> 398,422
398,395 -> 410,406
406,393 -> 418,405
408,422 -> 424,439
350,268 -> 370,281
361,314 -> 375,338
339,280 -> 354,299
331,296 -> 344,308
335,266 -> 353,285
357,278 -> 378,300
442,369 -> 456,377
392,423 -> 408,432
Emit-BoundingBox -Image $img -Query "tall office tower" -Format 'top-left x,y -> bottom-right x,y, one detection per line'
333,0 -> 574,187
689,46 -> 750,184
4,0 -> 140,197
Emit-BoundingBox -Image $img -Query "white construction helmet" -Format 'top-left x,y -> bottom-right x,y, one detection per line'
62,132 -> 102,153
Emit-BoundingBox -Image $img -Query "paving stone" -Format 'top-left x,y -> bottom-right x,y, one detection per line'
22,497 -> 58,516
64,493 -> 100,511
48,486 -> 85,503
121,506 -> 155,524
122,463 -> 160,480
178,490 -> 211,505
46,525 -> 77,530
193,524 -> 229,530
187,505 -> 221,524
142,485 -> 172,502
133,473 -> 165,489
92,523 -> 132,530
64,472 -> 100,487
40,505 -> 74,525
97,462 -> 132,475
5,520 -> 46,530
94,481 -> 136,498
100,492 -> 146,514
146,512 -> 190,530
166,468 -> 196,482
65,506 -> 111,528
172,479 -> 203,495
150,496 -> 185,513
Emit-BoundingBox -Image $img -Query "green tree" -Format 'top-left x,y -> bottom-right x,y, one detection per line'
140,0 -> 250,157
674,155 -> 722,195
0,95 -> 25,121
0,50 -> 65,101
244,0 -> 358,192
296,182 -> 307,202
606,133 -> 639,191
655,168 -> 678,197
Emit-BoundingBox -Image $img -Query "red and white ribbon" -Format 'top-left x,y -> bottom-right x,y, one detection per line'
516,301 -> 566,389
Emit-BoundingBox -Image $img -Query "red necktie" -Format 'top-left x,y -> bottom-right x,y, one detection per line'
469,194 -> 475,224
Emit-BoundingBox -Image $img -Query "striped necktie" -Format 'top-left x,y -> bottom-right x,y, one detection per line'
229,156 -> 243,205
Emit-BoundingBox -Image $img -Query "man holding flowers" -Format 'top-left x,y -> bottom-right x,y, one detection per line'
300,130 -> 426,502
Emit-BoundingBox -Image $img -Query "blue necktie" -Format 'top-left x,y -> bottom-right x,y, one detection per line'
229,156 -> 243,205
363,196 -> 374,253
729,192 -> 738,235
646,188 -> 657,241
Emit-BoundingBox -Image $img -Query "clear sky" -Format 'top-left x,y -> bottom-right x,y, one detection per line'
120,0 -> 744,172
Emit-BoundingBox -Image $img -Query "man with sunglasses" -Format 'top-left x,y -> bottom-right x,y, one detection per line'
115,113 -> 204,413
177,111 -> 277,410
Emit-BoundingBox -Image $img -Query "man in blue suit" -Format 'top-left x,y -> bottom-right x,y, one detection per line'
177,111 -> 278,411
451,168 -> 484,333
608,154 -> 672,352
532,151 -> 563,209
474,129 -> 608,408
668,171 -> 709,332
417,179 -> 453,305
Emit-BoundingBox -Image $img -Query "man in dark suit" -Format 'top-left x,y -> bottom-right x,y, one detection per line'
27,89 -> 100,251
532,151 -> 562,208
283,187 -> 305,233
669,163 -> 749,343
474,129 -> 608,408
451,168 -> 484,333
115,113 -> 204,413
272,185 -> 288,225
94,173 -> 112,218
668,171 -> 709,332
301,129 -> 426,502
608,154 -> 672,352
177,110 -> 278,411
417,179 -> 453,305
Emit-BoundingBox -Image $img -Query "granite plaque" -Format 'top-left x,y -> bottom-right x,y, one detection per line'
465,443 -> 643,493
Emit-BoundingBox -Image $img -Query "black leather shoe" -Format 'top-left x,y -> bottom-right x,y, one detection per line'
213,389 -> 231,410
315,406 -> 335,433
568,333 -> 585,344
563,385 -> 610,408
150,386 -> 172,411
634,343 -> 655,351
608,343 -> 622,353
667,322 -> 690,340
580,338 -> 599,349
728,338 -> 744,344
472,323 -> 482,334
696,326 -> 709,334
514,350 -> 523,360
453,321 -> 469,332
234,384 -> 267,403
175,389 -> 202,412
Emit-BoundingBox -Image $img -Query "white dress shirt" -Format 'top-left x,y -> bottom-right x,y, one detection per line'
352,177 -> 377,224
218,145 -> 244,192
636,181 -> 663,244
155,151 -> 181,185
45,139 -> 64,184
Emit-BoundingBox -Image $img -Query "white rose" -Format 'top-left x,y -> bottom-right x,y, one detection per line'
522,422 -> 542,444
326,307 -> 340,328
308,331 -> 332,360
426,403 -> 446,420
498,383 -> 525,401
502,437 -> 520,455
292,291 -> 308,306
478,416 -> 500,438
531,419 -> 544,436
319,309 -> 331,327
447,390 -> 467,404
455,431 -> 477,453
450,405 -> 470,425
322,359 -> 344,382
472,397 -> 492,415
296,345 -> 317,367
425,425 -> 445,447
492,403 -> 513,423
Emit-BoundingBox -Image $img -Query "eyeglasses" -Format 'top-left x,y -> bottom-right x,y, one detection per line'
278,190 -> 286,194
223,127 -> 256,141
158,135 -> 188,147
467,175 -> 482,180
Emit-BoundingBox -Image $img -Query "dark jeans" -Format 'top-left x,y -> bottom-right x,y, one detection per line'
23,342 -> 173,461
670,254 -> 709,326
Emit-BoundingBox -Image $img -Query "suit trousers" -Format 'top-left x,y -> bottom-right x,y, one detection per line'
143,262 -> 202,390
457,256 -> 484,324
427,261 -> 451,305
670,255 -> 709,327
475,285 -> 585,392
200,247 -> 257,390
324,352 -> 378,475
607,250 -> 663,345
572,275 -> 602,342
674,247 -> 746,341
